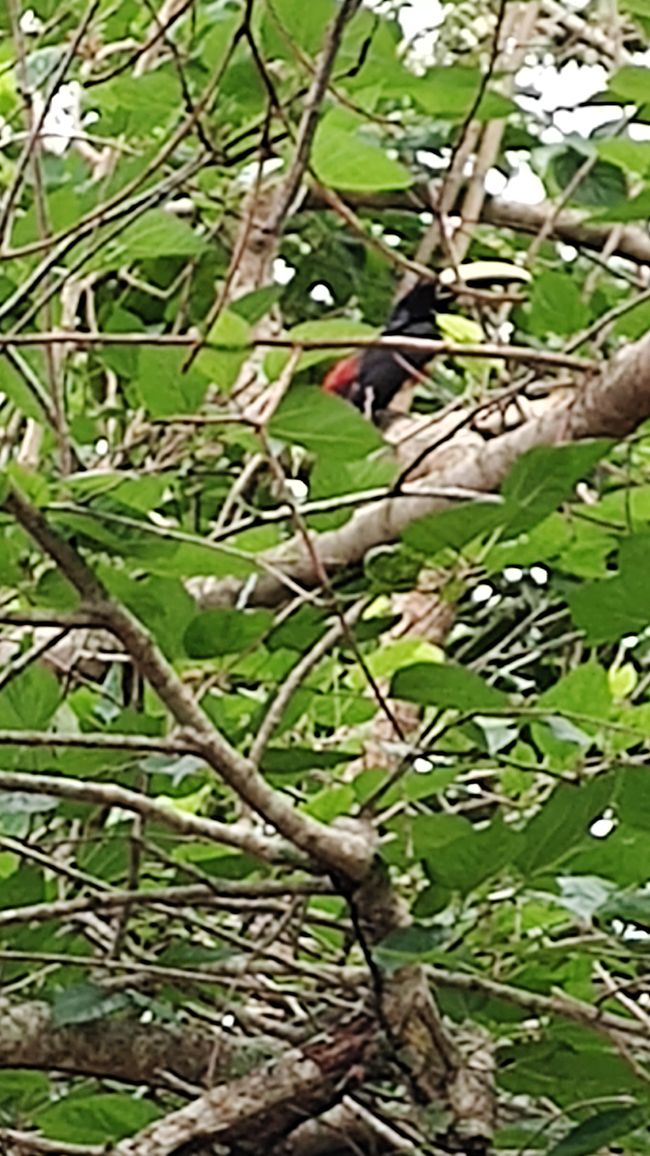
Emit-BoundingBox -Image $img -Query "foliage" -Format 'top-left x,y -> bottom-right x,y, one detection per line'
2,0 -> 650,1153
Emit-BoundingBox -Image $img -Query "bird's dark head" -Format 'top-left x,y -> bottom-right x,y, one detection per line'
385,280 -> 452,330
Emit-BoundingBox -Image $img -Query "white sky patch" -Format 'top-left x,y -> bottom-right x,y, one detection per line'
530,565 -> 549,586
472,582 -> 495,604
516,60 -> 608,114
413,756 -> 433,774
416,149 -> 449,171
284,477 -> 309,502
629,122 -> 650,142
19,7 -> 43,33
557,243 -> 578,262
310,283 -> 335,305
32,82 -> 82,155
590,811 -> 616,838
485,168 -> 508,196
273,257 -> 296,286
237,156 -> 284,188
383,232 -> 402,248
500,157 -> 545,205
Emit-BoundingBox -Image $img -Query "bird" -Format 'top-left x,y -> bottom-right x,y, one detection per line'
321,262 -> 530,420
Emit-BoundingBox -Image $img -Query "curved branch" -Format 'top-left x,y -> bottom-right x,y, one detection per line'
304,187 -> 650,267
114,1018 -> 377,1156
192,329 -> 650,609
0,997 -> 216,1086
3,489 -> 373,882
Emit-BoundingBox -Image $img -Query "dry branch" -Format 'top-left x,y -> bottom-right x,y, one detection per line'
113,1018 -> 377,1156
0,998 -> 217,1087
304,187 -> 650,267
2,489 -> 373,881
191,328 -> 650,610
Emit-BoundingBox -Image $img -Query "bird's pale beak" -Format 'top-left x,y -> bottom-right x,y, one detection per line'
438,261 -> 532,289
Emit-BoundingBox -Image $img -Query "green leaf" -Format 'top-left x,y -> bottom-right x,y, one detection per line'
0,1071 -> 49,1114
597,185 -> 650,221
136,346 -> 208,417
609,65 -> 650,103
618,766 -> 650,830
412,811 -> 472,855
312,109 -> 413,191
195,308 -> 251,392
305,784 -> 355,821
547,1107 -> 644,1156
448,820 -> 523,891
404,501 -> 506,557
596,137 -> 650,176
264,318 -> 374,382
201,12 -> 240,70
412,67 -> 517,121
437,313 -> 484,343
551,150 -> 627,208
117,209 -> 201,259
364,544 -> 422,592
35,1094 -> 161,1144
391,662 -> 509,710
0,666 -> 60,730
598,889 -> 650,928
52,984 -> 129,1026
568,532 -> 650,642
184,608 -> 273,658
537,661 -> 612,721
102,572 -> 195,659
261,0 -> 337,56
269,385 -> 384,459
0,355 -> 48,421
374,924 -> 447,971
516,776 -> 615,876
527,270 -> 590,337
502,442 -> 609,534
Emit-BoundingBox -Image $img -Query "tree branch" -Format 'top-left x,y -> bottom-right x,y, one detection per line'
303,187 -> 650,267
113,1017 -> 377,1156
191,328 -> 650,610
3,488 -> 373,881
0,770 -> 295,864
0,997 -> 218,1087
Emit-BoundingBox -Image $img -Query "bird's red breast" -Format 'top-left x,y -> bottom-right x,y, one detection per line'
321,354 -> 361,398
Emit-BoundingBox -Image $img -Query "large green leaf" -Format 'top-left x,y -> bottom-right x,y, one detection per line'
184,608 -> 273,657
35,1094 -> 161,1144
547,1107 -> 644,1156
501,442 -> 610,535
527,270 -> 590,336
312,109 -> 413,191
0,666 -> 60,730
269,385 -> 384,459
516,776 -> 615,876
136,347 -> 208,417
391,662 -> 509,710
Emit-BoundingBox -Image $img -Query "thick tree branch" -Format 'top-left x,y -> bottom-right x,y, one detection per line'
0,998 -> 217,1086
303,187 -> 650,267
113,1018 -> 377,1156
192,329 -> 650,610
0,770 -> 297,864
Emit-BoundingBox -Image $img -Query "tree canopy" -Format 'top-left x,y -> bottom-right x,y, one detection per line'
3,1 -> 650,1154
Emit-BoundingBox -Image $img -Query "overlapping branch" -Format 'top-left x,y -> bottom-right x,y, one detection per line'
191,328 -> 650,610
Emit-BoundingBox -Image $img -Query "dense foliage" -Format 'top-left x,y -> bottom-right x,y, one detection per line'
3,1 -> 650,1153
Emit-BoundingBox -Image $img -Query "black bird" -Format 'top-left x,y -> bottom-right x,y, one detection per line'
322,262 -> 530,419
